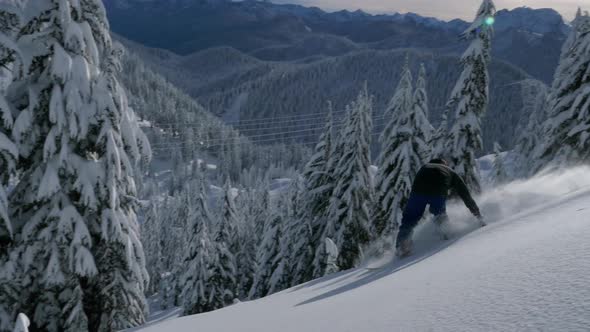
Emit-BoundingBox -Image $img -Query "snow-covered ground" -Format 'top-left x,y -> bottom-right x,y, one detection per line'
137,167 -> 590,332
478,150 -> 519,187
126,297 -> 182,332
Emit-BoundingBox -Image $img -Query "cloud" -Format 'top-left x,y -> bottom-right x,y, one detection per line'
272,0 -> 582,21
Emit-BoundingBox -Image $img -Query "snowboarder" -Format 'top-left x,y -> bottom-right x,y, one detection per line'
396,158 -> 484,257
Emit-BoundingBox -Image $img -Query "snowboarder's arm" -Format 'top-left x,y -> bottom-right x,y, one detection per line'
451,172 -> 481,217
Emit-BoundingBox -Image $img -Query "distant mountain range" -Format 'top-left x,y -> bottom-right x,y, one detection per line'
103,0 -> 569,83
104,0 -> 570,151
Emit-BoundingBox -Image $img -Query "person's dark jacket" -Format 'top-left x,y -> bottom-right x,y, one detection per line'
412,163 -> 481,216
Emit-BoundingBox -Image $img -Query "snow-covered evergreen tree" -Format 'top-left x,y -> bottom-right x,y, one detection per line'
249,198 -> 285,299
220,180 -> 240,252
446,0 -> 496,193
282,176 -> 313,287
514,81 -> 548,178
142,202 -> 163,295
535,11 -> 590,169
263,187 -> 300,292
179,177 -> 215,315
0,248 -> 18,332
381,55 -> 413,140
300,106 -> 337,280
72,14 -> 151,332
176,172 -> 223,315
0,2 -> 19,247
234,185 -> 270,298
430,108 -> 449,159
0,4 -> 21,329
413,64 -> 434,159
2,1 -> 151,330
492,142 -> 508,185
374,62 -> 432,238
209,180 -> 238,309
374,60 -> 412,237
302,105 -> 335,218
159,196 -> 185,277
235,194 -> 257,299
561,8 -> 585,58
253,188 -> 270,247
328,85 -> 374,270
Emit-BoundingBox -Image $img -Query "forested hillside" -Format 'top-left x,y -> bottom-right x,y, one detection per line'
106,1 -> 568,152
118,49 -> 311,184
117,39 -> 531,152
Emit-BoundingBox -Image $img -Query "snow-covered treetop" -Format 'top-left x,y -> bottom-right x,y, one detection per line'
550,10 -> 589,101
388,56 -> 412,108
381,56 -> 413,143
578,10 -> 590,31
560,8 -> 588,56
302,101 -> 334,187
414,64 -> 427,113
573,7 -> 582,22
412,63 -> 434,149
462,0 -> 496,40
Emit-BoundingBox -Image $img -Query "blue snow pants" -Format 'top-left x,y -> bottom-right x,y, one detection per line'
396,194 -> 447,246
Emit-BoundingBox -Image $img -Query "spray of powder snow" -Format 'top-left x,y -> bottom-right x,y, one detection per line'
362,166 -> 590,268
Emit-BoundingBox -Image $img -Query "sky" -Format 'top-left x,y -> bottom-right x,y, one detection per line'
272,0 -> 583,21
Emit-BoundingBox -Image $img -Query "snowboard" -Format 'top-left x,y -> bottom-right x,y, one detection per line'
364,217 -> 486,271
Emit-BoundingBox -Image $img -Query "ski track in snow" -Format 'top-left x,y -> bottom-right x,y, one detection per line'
138,167 -> 590,332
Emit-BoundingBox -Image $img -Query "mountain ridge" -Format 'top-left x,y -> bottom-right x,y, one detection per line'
108,1 -> 566,153
116,35 -> 531,153
103,1 -> 568,52
104,1 -> 568,84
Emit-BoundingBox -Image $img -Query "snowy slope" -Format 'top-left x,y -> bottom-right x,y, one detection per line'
138,167 -> 590,332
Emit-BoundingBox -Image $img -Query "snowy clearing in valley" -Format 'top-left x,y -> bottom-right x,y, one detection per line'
137,167 -> 590,332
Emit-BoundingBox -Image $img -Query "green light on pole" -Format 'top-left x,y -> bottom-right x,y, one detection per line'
485,16 -> 495,26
